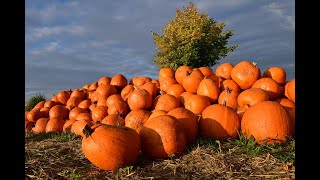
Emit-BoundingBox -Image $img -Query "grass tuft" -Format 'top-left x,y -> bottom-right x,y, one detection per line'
25,93 -> 46,111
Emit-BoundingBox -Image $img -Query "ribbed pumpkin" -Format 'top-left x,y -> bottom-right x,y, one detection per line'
32,118 -> 49,134
285,79 -> 295,103
121,85 -> 135,102
91,105 -> 108,122
179,92 -> 195,107
127,86 -> 152,110
220,79 -> 240,92
148,110 -> 168,120
184,94 -> 211,115
198,66 -> 215,77
140,115 -> 187,160
106,94 -> 124,107
166,84 -> 185,98
167,107 -> 199,144
45,117 -> 65,133
200,102 -> 241,139
33,101 -> 45,110
75,112 -> 93,122
215,62 -> 233,80
49,105 -> 69,120
237,88 -> 270,109
231,61 -> 261,90
70,89 -> 86,100
158,67 -> 175,82
218,86 -> 239,110
66,96 -> 83,110
175,65 -> 193,85
182,69 -> 204,93
56,89 -> 72,105
96,98 -> 108,107
88,82 -> 98,91
101,114 -> 125,126
197,77 -> 221,103
107,100 -> 129,117
39,107 -> 50,118
110,74 -> 128,90
44,100 -> 60,109
98,76 -> 112,86
124,109 -> 151,134
27,108 -> 43,122
62,119 -> 77,132
251,77 -> 284,100
154,94 -> 180,112
82,124 -> 141,171
263,66 -> 286,85
129,76 -> 152,88
69,107 -> 88,120
275,98 -> 295,136
159,77 -> 178,93
95,84 -> 117,100
241,101 -> 291,144
71,119 -> 93,137
141,81 -> 158,100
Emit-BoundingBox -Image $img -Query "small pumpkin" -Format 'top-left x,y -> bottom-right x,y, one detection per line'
45,117 -> 65,133
101,114 -> 125,126
215,62 -> 233,80
175,65 -> 193,85
166,84 -> 185,98
98,76 -> 112,86
182,69 -> 204,93
285,79 -> 295,103
32,118 -> 49,134
262,66 -> 287,85
231,61 -> 261,90
154,94 -> 180,112
237,88 -> 270,109
121,85 -> 135,102
218,86 -> 239,110
198,66 -> 215,77
91,105 -> 108,122
197,77 -> 221,103
110,74 -> 128,90
127,86 -> 152,110
184,94 -> 211,115
124,109 -> 151,134
251,77 -> 284,100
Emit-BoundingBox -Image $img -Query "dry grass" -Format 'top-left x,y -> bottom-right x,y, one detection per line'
25,132 -> 295,180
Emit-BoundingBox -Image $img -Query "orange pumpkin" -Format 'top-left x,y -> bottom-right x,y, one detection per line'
154,94 -> 180,112
82,124 -> 141,171
218,86 -> 239,110
69,107 -> 88,120
215,62 -> 233,80
91,105 -> 108,122
124,109 -> 151,134
237,88 -> 270,109
184,94 -> 211,115
98,76 -> 112,86
110,74 -> 128,90
45,117 -> 65,133
32,118 -> 49,134
220,79 -> 240,92
140,115 -> 186,160
231,61 -> 261,90
95,84 -> 117,100
49,105 -> 69,120
166,84 -> 185,98
127,86 -> 152,110
263,66 -> 286,85
121,85 -> 135,102
175,65 -> 193,85
198,66 -> 215,77
167,107 -> 199,144
101,114 -> 125,126
197,77 -> 220,103
148,110 -> 168,120
62,119 -> 77,132
241,101 -> 291,144
200,103 -> 240,139
158,67 -> 175,82
251,77 -> 284,100
182,69 -> 204,93
285,79 -> 295,103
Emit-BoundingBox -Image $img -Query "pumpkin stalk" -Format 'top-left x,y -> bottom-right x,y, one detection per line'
222,100 -> 226,106
225,86 -> 231,94
82,124 -> 94,138
252,62 -> 257,66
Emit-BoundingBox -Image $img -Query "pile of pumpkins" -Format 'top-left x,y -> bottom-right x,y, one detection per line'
25,60 -> 295,171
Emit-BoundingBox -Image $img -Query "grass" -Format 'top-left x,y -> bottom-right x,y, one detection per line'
25,93 -> 46,111
25,131 -> 295,179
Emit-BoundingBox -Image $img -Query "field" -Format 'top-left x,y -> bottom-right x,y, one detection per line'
25,131 -> 295,179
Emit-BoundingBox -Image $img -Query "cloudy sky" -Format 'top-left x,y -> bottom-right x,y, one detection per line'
25,0 -> 295,101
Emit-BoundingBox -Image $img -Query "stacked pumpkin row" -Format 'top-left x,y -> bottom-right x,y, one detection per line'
25,60 -> 295,171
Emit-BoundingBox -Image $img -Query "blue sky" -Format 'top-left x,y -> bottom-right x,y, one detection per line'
25,0 -> 295,101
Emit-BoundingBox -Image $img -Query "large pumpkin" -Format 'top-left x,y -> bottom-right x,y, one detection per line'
140,115 -> 187,160
200,103 -> 240,140
82,124 -> 141,171
241,101 -> 291,144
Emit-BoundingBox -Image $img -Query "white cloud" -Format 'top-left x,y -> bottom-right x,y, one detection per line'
264,2 -> 295,31
26,25 -> 87,41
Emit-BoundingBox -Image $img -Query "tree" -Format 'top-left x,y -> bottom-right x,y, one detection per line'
151,2 -> 238,70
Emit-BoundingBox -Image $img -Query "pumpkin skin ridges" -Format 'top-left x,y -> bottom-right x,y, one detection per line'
200,103 -> 241,140
231,60 -> 261,90
82,124 -> 141,171
251,77 -> 284,100
124,109 -> 152,134
167,107 -> 198,144
241,101 -> 291,144
215,62 -> 234,80
197,77 -> 221,103
140,115 -> 187,160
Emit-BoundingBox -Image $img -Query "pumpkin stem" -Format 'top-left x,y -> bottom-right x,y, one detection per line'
222,100 -> 227,106
186,71 -> 191,76
225,86 -> 231,94
133,85 -> 139,90
159,90 -> 165,95
252,62 -> 257,66
82,124 -> 94,138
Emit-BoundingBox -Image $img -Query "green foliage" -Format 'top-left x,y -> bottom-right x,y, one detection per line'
25,93 -> 46,111
151,2 -> 238,70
